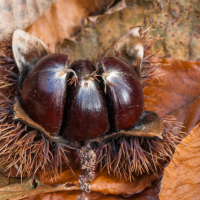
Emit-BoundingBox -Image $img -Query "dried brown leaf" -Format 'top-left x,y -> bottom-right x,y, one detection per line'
39,168 -> 162,196
23,184 -> 160,200
90,170 -> 162,196
58,0 -> 200,61
25,0 -> 114,52
144,58 -> 200,134
0,0 -> 55,41
159,122 -> 200,200
0,167 -> 162,200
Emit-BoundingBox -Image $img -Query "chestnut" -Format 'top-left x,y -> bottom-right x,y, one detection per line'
98,57 -> 144,132
60,60 -> 110,141
21,53 -> 77,135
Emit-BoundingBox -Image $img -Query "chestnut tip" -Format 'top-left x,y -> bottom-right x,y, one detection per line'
129,25 -> 142,33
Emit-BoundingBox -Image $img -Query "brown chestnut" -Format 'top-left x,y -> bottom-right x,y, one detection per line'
60,60 -> 110,141
98,57 -> 144,131
21,53 -> 77,136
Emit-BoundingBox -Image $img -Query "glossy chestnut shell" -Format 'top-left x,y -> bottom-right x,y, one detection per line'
21,53 -> 68,135
99,57 -> 144,132
61,60 -> 110,141
21,54 -> 144,141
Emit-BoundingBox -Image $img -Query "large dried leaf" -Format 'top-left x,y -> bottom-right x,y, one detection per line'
0,168 -> 162,200
25,0 -> 114,51
144,58 -> 200,134
159,122 -> 200,200
59,0 -> 200,61
2,0 -> 200,58
0,0 -> 55,41
39,169 -> 162,196
90,170 -> 161,195
23,184 -> 160,200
